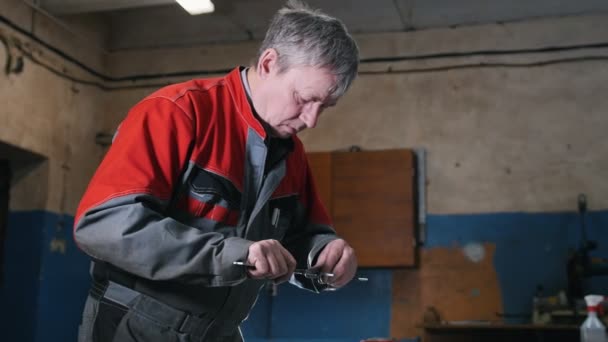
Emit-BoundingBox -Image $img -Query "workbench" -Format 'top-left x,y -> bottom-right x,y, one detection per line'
423,323 -> 579,342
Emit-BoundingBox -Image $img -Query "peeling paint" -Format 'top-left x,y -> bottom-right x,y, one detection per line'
463,242 -> 485,263
391,243 -> 502,338
49,238 -> 66,254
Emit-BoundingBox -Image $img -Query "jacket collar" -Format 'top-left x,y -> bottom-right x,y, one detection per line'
225,67 -> 267,140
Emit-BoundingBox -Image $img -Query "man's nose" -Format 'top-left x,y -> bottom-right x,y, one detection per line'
301,102 -> 322,128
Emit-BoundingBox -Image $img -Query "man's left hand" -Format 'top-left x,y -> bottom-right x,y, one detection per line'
313,239 -> 357,288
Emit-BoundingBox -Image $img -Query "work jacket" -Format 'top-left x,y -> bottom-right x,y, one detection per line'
74,67 -> 337,339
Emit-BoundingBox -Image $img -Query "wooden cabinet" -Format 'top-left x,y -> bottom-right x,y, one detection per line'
307,149 -> 416,267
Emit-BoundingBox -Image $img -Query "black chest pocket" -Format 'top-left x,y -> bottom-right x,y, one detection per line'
177,167 -> 242,227
267,195 -> 298,241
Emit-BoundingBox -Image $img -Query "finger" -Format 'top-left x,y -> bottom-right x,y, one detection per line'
273,247 -> 296,284
313,241 -> 335,270
335,246 -> 357,287
265,250 -> 282,279
279,246 -> 297,273
274,270 -> 292,284
272,248 -> 290,279
320,242 -> 344,273
313,251 -> 327,271
247,243 -> 270,278
248,256 -> 269,279
270,240 -> 291,277
330,247 -> 356,287
262,240 -> 289,279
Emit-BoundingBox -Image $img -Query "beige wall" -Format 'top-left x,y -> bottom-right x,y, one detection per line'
0,0 -> 107,213
106,14 -> 608,215
1,0 -> 607,216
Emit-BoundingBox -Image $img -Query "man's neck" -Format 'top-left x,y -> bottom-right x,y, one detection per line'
245,67 -> 259,105
242,67 -> 275,139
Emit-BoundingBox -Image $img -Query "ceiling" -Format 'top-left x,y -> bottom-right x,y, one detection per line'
37,0 -> 608,50
38,0 -> 176,14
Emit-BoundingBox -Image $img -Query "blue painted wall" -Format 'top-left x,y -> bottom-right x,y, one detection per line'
241,269 -> 392,340
0,211 -> 90,342
426,210 -> 608,323
34,213 -> 90,342
0,211 -> 46,342
1,209 -> 607,341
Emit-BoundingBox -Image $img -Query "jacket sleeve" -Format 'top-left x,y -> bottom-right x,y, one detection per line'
73,97 -> 252,287
283,153 -> 338,292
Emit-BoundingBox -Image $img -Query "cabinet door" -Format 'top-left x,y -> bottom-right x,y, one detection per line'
306,152 -> 332,215
307,150 -> 416,267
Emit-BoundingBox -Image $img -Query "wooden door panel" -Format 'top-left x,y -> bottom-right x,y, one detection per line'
306,149 -> 416,267
332,150 -> 415,267
305,152 -> 332,214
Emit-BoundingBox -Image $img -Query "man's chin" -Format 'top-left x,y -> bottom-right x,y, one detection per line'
276,132 -> 294,139
272,127 -> 298,138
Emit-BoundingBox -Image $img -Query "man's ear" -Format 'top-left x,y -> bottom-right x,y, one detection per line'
257,48 -> 279,79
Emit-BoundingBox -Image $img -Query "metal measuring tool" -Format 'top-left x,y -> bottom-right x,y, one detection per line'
233,261 -> 368,282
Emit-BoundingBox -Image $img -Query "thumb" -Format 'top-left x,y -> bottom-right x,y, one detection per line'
313,246 -> 329,269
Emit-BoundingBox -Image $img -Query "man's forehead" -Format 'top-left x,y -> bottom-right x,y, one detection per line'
298,78 -> 338,95
300,85 -> 339,104
288,66 -> 339,100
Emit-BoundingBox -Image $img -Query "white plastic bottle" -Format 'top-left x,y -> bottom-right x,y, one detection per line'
581,295 -> 607,342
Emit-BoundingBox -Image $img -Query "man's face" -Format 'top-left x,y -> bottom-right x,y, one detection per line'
256,65 -> 338,139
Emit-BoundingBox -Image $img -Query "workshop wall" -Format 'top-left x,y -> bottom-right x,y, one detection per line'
297,13 -> 608,339
0,0 -> 107,341
0,0 -> 107,213
104,13 -> 608,213
1,0 -> 608,340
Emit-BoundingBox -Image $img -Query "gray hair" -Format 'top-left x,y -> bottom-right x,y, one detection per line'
256,0 -> 359,99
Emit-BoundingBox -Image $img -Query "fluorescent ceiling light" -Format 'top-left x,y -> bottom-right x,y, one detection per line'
175,0 -> 215,15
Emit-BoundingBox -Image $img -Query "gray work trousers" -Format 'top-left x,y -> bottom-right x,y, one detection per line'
77,281 -> 243,342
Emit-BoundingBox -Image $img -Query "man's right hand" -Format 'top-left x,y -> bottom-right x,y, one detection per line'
246,239 -> 296,284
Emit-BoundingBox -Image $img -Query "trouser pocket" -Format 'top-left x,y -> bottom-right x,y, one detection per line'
92,298 -> 130,342
85,280 -> 215,342
111,302 -> 188,342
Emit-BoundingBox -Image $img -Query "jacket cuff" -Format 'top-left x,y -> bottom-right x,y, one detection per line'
307,234 -> 338,268
210,237 -> 254,286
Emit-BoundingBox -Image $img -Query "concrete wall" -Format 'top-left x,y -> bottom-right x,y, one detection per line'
104,13 -> 608,213
1,0 -> 608,340
0,0 -> 108,213
0,1 -> 107,340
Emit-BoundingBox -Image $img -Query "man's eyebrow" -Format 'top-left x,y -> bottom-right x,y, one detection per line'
301,88 -> 336,105
300,91 -> 321,100
310,95 -> 322,101
311,95 -> 336,107
324,100 -> 337,108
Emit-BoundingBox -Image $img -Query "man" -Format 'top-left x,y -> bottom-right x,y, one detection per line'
74,1 -> 359,341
